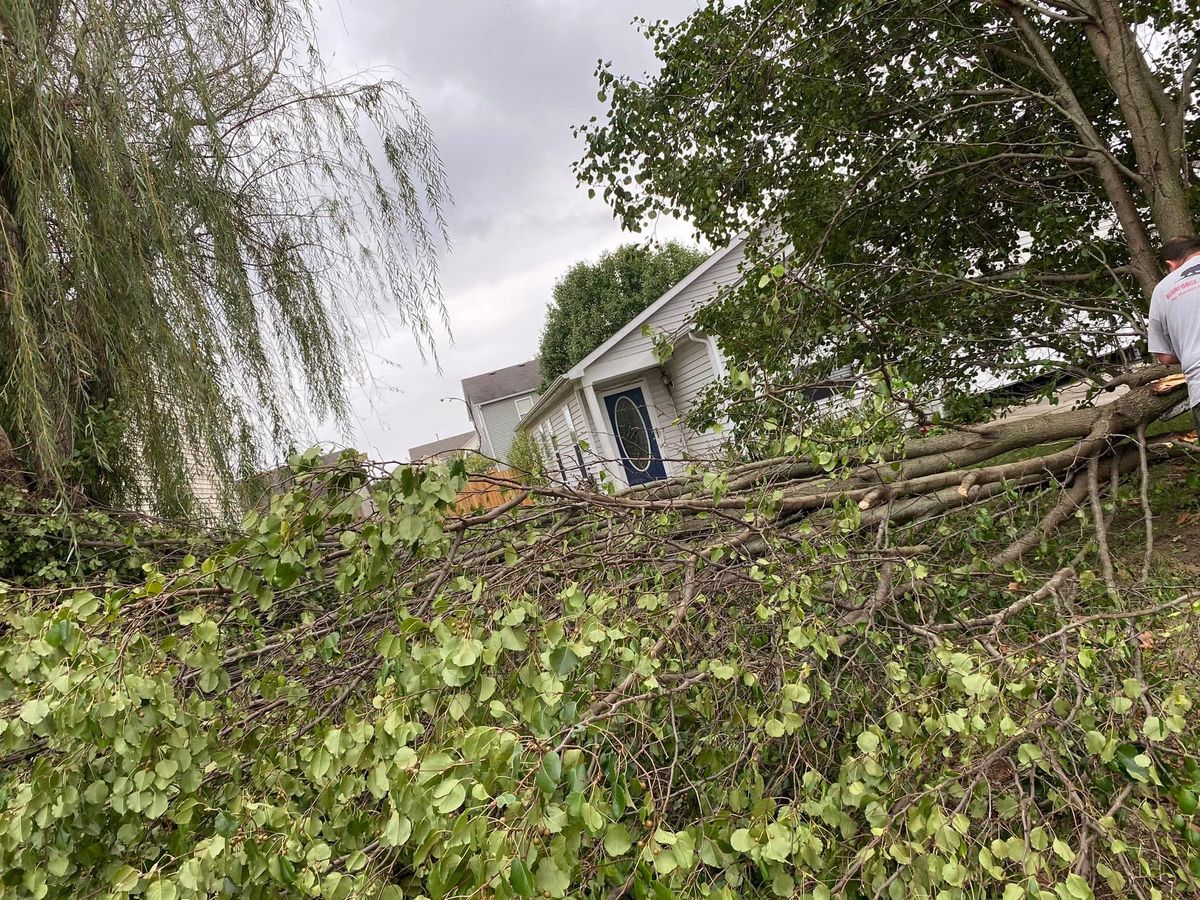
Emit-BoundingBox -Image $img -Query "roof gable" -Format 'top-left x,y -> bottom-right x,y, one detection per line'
565,233 -> 748,379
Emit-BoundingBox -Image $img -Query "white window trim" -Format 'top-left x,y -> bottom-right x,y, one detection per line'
514,395 -> 534,419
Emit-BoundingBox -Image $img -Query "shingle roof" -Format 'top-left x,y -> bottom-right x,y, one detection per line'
408,430 -> 478,462
461,359 -> 541,407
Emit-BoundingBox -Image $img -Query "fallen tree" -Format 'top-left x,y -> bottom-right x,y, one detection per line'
2,371 -> 1199,900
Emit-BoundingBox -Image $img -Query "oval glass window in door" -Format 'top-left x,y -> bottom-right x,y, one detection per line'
612,395 -> 652,471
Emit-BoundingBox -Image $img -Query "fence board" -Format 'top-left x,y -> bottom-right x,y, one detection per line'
453,469 -> 531,514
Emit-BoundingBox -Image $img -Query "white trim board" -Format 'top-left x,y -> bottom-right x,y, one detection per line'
477,387 -> 540,409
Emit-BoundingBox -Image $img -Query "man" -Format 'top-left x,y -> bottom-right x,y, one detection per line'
1148,235 -> 1200,435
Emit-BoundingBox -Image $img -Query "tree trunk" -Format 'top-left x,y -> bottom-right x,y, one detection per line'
998,1 -> 1161,296
1084,0 -> 1195,239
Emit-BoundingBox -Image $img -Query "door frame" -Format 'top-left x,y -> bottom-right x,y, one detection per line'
598,377 -> 672,483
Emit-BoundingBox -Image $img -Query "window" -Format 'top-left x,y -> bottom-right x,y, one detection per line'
514,396 -> 534,419
612,395 -> 653,472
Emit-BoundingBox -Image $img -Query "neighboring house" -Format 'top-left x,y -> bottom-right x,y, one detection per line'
461,359 -> 541,463
521,235 -> 753,490
408,430 -> 480,464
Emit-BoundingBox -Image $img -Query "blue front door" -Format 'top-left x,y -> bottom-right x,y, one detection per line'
603,387 -> 667,486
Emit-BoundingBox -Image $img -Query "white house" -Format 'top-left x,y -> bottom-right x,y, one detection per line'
520,235 -> 753,490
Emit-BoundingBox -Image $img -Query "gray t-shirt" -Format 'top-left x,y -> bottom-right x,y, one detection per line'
1148,255 -> 1200,408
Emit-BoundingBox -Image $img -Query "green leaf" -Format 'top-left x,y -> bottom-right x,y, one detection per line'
604,824 -> 633,857
214,810 -> 237,837
382,811 -> 412,847
1084,731 -> 1106,755
306,842 -> 332,869
146,880 -> 177,900
856,732 -> 880,754
1063,873 -> 1094,900
710,661 -> 736,680
84,780 -> 109,804
434,780 -> 467,814
653,849 -> 678,875
110,866 -> 140,893
535,750 -> 562,794
1177,788 -> 1199,816
962,673 -> 989,695
730,829 -> 754,853
1114,744 -> 1151,783
535,858 -> 570,898
1143,716 -> 1165,742
19,699 -> 51,725
509,860 -> 534,898
1052,838 -> 1076,863
322,872 -> 353,900
942,860 -> 966,887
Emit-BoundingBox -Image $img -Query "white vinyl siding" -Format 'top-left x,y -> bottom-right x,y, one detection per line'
520,238 -> 753,487
667,337 -> 725,458
637,375 -> 688,465
600,240 -> 747,369
566,394 -> 605,482
522,393 -> 605,485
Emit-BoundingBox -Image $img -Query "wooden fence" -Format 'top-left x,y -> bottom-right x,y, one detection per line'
453,469 -> 531,515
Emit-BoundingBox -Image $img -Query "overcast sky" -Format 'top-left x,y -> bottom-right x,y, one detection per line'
308,0 -> 701,462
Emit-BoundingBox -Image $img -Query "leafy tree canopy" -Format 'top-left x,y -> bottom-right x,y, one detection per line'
576,0 -> 1200,432
538,242 -> 706,389
0,0 -> 448,514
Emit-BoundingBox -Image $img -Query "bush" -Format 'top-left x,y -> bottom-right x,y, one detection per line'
506,427 -> 546,483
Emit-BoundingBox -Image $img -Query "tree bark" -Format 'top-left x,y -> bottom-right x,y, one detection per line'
1083,0 -> 1195,239
998,1 -> 1161,296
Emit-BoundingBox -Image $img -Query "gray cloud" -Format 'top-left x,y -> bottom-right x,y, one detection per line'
305,0 -> 701,461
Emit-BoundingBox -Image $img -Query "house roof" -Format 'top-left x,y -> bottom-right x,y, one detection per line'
408,430 -> 478,462
461,359 -> 541,407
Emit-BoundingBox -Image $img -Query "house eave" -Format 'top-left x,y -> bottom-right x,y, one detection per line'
562,231 -> 750,381
521,375 -> 576,424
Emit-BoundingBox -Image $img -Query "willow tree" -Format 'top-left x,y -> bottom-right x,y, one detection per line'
576,0 -> 1199,433
0,0 -> 448,513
